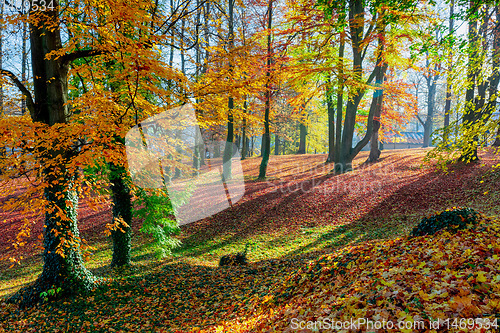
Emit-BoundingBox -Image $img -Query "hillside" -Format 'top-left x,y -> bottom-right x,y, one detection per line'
1,149 -> 500,332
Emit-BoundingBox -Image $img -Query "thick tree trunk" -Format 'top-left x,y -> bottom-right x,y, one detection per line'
214,140 -> 221,158
10,173 -> 97,307
222,111 -> 233,180
366,69 -> 387,163
336,0 -> 364,173
109,162 -> 133,268
297,122 -> 307,154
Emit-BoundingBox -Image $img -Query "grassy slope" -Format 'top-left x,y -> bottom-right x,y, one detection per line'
1,149 -> 500,332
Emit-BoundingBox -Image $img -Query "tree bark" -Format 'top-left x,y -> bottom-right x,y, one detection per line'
223,0 -> 235,180
459,2 -> 485,162
423,53 -> 439,148
334,34 -> 345,166
297,122 -> 307,154
366,66 -> 388,162
336,0 -> 367,173
443,0 -> 454,144
241,99 -> 248,160
335,2 -> 387,173
326,75 -> 335,163
109,160 -> 133,268
258,0 -> 273,179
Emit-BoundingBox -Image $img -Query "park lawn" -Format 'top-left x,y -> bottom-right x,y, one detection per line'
1,148 -> 500,332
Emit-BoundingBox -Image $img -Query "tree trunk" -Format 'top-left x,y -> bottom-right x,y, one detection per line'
336,1 -> 386,173
250,136 -> 254,157
336,0 -> 364,173
258,0 -> 273,179
8,3 -> 98,308
443,0 -> 454,144
459,2 -> 484,162
241,99 -> 248,160
297,122 -> 307,154
366,59 -> 387,162
21,9 -> 28,115
423,54 -> 439,148
334,34 -> 345,166
214,140 -> 221,158
274,134 -> 280,155
109,161 -> 132,268
326,75 -> 335,163
223,0 -> 235,180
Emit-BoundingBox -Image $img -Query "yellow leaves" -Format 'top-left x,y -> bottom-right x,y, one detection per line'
486,298 -> 500,311
476,271 -> 488,283
418,290 -> 436,301
380,279 -> 394,287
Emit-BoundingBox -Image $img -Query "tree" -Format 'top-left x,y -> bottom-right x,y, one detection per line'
2,2 -> 100,307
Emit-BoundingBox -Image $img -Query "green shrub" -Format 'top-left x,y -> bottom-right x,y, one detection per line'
411,207 -> 481,237
134,188 -> 182,258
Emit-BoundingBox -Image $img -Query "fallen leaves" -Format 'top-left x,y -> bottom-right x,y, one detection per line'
2,150 -> 500,332
245,218 -> 500,332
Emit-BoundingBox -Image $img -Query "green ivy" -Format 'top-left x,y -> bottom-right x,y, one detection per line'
411,207 -> 481,237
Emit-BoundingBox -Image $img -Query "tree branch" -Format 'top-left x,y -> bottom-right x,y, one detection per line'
0,69 -> 35,118
60,49 -> 104,66
416,114 -> 425,126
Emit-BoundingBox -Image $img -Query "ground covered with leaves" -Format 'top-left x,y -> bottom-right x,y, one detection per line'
1,149 -> 500,332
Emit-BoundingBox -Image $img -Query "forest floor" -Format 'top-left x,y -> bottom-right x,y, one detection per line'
1,148 -> 500,332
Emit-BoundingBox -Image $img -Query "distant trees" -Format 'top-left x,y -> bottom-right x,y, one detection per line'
428,1 -> 500,164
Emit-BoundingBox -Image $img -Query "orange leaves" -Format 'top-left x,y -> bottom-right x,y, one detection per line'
250,214 -> 500,332
104,217 -> 130,236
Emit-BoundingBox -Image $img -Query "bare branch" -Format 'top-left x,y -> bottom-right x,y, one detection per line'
0,69 -> 35,118
416,114 -> 425,126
